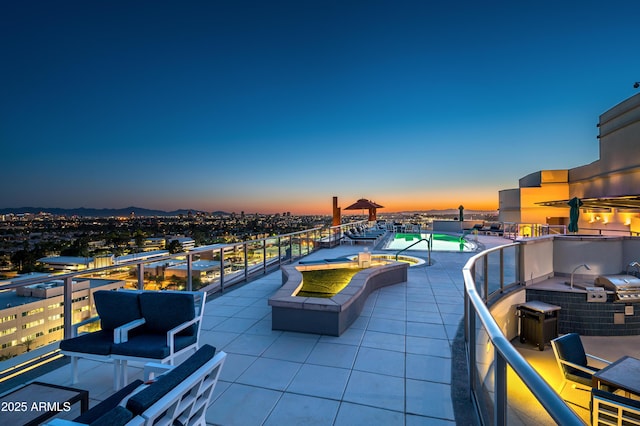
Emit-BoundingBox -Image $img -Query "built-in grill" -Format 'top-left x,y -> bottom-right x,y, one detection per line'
595,275 -> 640,302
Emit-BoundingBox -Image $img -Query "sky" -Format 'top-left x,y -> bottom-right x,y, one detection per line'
2,1 -> 640,215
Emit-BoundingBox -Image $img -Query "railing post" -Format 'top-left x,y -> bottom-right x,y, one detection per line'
186,253 -> 192,291
263,239 -> 267,274
63,276 -> 73,339
278,237 -> 282,267
466,292 -> 475,392
495,350 -> 507,425
499,249 -> 504,292
137,263 -> 144,290
219,248 -> 225,292
244,243 -> 248,281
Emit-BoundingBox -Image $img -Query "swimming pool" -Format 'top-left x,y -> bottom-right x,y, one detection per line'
384,233 -> 477,252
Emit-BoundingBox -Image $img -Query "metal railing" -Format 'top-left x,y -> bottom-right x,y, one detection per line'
502,223 -> 567,240
462,243 -> 585,425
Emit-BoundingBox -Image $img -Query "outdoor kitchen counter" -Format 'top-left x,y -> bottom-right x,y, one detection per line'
525,276 -> 640,336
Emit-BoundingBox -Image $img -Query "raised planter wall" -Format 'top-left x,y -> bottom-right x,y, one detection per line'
269,261 -> 408,336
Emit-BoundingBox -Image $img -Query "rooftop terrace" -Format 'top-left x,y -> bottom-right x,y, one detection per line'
4,233 -> 639,425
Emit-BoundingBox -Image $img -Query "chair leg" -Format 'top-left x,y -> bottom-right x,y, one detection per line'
558,379 -> 568,396
113,360 -> 121,390
120,360 -> 128,388
71,356 -> 78,384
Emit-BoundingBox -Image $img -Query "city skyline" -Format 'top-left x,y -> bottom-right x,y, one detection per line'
2,1 -> 640,215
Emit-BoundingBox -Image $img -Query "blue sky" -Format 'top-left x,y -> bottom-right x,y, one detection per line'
2,1 -> 639,214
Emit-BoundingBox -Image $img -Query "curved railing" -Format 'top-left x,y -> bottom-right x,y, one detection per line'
462,243 -> 585,425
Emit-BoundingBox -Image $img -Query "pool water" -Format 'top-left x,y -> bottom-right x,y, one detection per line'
384,233 -> 476,252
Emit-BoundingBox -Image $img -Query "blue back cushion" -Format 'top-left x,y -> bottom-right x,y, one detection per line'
139,292 -> 196,335
94,291 -> 142,332
126,344 -> 216,415
555,333 -> 588,374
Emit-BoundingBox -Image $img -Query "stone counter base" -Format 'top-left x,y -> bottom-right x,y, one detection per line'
268,261 -> 408,336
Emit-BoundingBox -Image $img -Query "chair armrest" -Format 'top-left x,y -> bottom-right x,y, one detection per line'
559,359 -> 598,375
143,361 -> 175,381
586,353 -> 611,366
166,317 -> 201,353
115,318 -> 146,344
71,315 -> 101,337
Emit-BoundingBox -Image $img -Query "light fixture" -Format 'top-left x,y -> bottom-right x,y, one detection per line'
570,264 -> 591,290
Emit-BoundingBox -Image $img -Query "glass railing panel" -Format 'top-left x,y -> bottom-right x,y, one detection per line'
473,311 -> 496,425
502,245 -> 518,288
279,236 -> 291,262
486,250 -> 502,295
246,241 -> 265,271
264,237 -> 279,266
291,236 -> 301,260
506,365 -> 556,425
223,244 -> 246,285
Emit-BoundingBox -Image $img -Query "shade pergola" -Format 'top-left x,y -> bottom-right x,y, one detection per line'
344,199 -> 384,221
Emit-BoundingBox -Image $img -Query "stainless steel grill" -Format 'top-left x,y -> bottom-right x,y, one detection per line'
595,275 -> 640,302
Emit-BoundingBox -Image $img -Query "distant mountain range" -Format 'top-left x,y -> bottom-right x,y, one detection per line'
0,206 -> 229,217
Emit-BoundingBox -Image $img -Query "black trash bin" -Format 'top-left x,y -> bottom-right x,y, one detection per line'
517,301 -> 560,351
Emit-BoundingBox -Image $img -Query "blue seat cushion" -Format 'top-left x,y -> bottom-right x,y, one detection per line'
94,291 -> 142,332
126,344 -> 216,416
111,334 -> 197,359
73,379 -> 143,424
138,292 -> 196,336
60,330 -> 114,356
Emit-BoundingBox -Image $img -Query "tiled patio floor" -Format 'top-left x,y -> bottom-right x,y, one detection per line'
34,236 -> 512,425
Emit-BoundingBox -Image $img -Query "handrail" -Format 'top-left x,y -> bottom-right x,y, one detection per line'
462,243 -> 585,425
395,234 -> 432,265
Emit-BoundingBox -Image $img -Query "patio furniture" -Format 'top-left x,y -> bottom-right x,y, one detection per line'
45,344 -> 225,426
551,333 -> 611,395
591,388 -> 640,426
60,290 -> 206,390
593,355 -> 640,396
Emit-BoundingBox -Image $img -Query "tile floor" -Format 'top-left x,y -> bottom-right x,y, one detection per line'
200,242 -> 492,426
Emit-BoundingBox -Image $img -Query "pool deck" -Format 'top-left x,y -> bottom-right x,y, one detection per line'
11,233 -> 635,425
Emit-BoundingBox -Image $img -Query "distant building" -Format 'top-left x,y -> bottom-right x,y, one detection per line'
499,92 -> 640,235
37,256 -> 94,273
166,236 -> 195,251
165,260 -> 219,281
128,237 -> 166,251
0,277 -> 124,358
